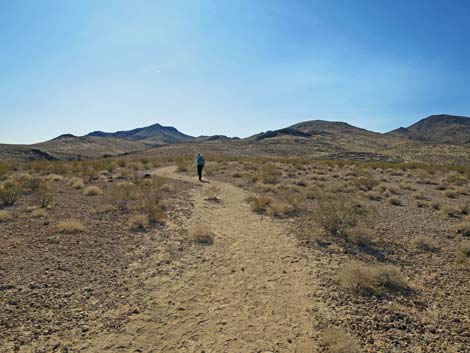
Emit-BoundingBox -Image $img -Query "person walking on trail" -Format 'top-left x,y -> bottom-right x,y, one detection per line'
195,153 -> 205,181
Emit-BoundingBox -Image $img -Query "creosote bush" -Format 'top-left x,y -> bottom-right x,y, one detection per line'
313,193 -> 371,237
337,261 -> 408,295
0,180 -> 22,207
57,220 -> 86,234
453,220 -> 470,237
33,183 -> 54,208
109,182 -> 136,211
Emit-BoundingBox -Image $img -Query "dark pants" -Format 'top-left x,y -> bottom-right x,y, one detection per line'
197,164 -> 204,180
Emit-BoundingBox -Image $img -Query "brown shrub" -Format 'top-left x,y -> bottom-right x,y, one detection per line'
388,197 -> 402,206
247,195 -> 273,214
338,261 -> 408,295
83,186 -> 102,196
69,177 -> 85,190
33,183 -> 54,208
127,214 -> 149,230
189,224 -> 214,245
453,221 -> 470,237
353,175 -> 379,191
57,220 -> 86,234
412,236 -> 439,252
0,180 -> 22,206
0,210 -> 13,222
205,185 -> 221,202
31,208 -> 48,218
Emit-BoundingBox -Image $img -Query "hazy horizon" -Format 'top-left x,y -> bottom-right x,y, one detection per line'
1,0 -> 469,144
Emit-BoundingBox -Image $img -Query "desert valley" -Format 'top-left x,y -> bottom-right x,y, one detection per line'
1,114 -> 469,352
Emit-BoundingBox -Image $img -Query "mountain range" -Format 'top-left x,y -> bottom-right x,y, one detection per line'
0,114 -> 469,164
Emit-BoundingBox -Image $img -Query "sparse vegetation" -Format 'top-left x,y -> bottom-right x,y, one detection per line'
453,220 -> 470,237
0,180 -> 21,207
57,220 -> 86,234
83,185 -> 102,196
189,224 -> 214,245
69,177 -> 85,189
127,214 -> 149,230
338,261 -> 408,295
31,208 -> 48,218
0,210 -> 13,222
33,183 -> 54,208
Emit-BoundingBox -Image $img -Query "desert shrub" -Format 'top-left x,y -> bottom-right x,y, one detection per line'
232,172 -> 242,178
136,179 -> 166,222
254,164 -> 281,184
205,185 -> 221,202
20,175 -> 43,194
0,210 -> 13,222
109,182 -> 136,211
314,193 -> 370,237
57,220 -> 86,234
31,208 -> 48,218
457,240 -> 470,262
80,165 -> 98,182
416,200 -> 430,208
440,206 -> 460,218
412,236 -> 438,252
414,192 -> 429,201
247,195 -> 273,214
266,199 -> 292,218
69,177 -> 85,189
353,175 -> 379,191
33,183 -> 54,208
45,174 -> 63,182
127,214 -> 149,230
337,261 -> 408,295
0,180 -> 22,207
322,327 -> 360,353
189,224 -> 214,245
388,197 -> 402,206
83,186 -> 102,196
453,221 -> 470,237
431,201 -> 441,210
458,201 -> 470,215
446,174 -> 467,186
345,225 -> 373,247
0,162 -> 14,179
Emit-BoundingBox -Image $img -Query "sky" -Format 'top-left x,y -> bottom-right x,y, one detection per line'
0,0 -> 469,144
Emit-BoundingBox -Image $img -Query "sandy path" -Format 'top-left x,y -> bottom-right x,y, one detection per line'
90,166 -> 317,352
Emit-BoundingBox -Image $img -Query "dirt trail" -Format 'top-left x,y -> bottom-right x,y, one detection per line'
89,166 -> 318,352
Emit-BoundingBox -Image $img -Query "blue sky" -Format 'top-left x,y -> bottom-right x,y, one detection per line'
1,0 -> 469,143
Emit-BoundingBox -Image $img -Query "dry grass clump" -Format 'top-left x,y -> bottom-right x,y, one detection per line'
457,240 -> 470,262
453,219 -> 470,237
69,177 -> 85,190
338,261 -> 408,295
57,220 -> 86,234
412,236 -> 439,252
444,190 -> 459,199
205,185 -> 221,202
364,191 -> 382,201
45,174 -> 63,182
322,327 -> 360,353
0,180 -> 22,206
127,214 -> 149,230
83,186 -> 102,196
189,224 -> 214,245
31,208 -> 48,218
176,160 -> 191,173
440,205 -> 461,218
353,175 -> 379,191
0,210 -> 13,222
247,195 -> 273,214
346,225 -> 374,247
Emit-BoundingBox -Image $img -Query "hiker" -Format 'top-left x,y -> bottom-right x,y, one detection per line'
195,153 -> 205,181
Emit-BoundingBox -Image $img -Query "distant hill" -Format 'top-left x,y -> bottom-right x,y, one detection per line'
87,123 -> 194,145
387,114 -> 470,144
